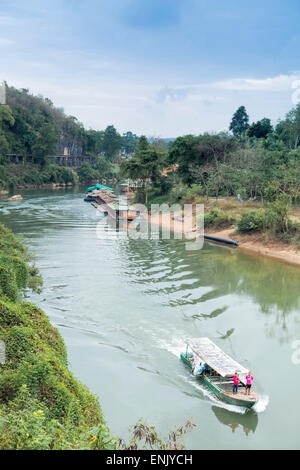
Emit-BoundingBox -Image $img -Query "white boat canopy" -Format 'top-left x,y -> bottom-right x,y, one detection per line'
186,338 -> 249,378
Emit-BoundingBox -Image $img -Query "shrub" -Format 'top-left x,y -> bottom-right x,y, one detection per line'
218,200 -> 239,211
60,167 -> 76,184
0,256 -> 29,290
204,208 -> 236,229
4,326 -> 34,362
76,162 -> 98,182
264,182 -> 280,203
0,264 -> 19,302
168,185 -> 190,204
0,295 -> 107,449
0,301 -> 23,327
0,225 -> 25,255
237,209 -> 266,232
265,196 -> 291,233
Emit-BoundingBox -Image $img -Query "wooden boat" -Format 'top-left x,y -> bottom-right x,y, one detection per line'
181,338 -> 258,408
104,201 -> 136,221
85,186 -> 136,222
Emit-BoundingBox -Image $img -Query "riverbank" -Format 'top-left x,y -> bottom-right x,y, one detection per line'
1,160 -> 119,193
147,208 -> 300,268
206,228 -> 300,267
1,183 -> 74,195
0,223 -> 116,450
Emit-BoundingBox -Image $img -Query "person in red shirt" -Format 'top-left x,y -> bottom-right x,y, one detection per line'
245,372 -> 254,395
233,372 -> 239,394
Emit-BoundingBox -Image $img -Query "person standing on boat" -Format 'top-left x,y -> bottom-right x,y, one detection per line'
245,372 -> 254,395
233,372 -> 239,394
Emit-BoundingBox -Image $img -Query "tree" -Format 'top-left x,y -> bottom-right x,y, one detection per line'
168,135 -> 200,185
276,105 -> 300,149
103,125 -> 122,160
93,156 -> 113,178
84,129 -> 104,155
121,136 -> 162,203
3,84 -> 91,160
0,105 -> 15,127
137,135 -> 149,152
229,106 -> 249,137
0,105 -> 15,158
76,162 -> 98,182
169,133 -> 237,186
31,123 -> 60,165
121,131 -> 139,154
248,118 -> 273,139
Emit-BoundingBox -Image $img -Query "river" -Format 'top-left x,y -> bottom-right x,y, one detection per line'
1,188 -> 300,449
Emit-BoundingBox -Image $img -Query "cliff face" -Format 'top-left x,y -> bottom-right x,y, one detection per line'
1,86 -> 87,164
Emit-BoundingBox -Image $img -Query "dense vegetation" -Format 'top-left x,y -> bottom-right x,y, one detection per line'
1,163 -> 77,191
121,104 -> 300,244
2,81 -> 300,244
0,224 -> 117,449
0,83 -> 139,189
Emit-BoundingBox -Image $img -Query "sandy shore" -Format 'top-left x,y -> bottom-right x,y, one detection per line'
145,210 -> 300,268
206,228 -> 300,267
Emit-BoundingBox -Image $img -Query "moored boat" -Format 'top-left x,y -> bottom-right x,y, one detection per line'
84,185 -> 136,221
181,338 -> 258,408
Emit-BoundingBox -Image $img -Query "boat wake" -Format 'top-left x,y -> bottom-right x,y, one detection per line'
157,336 -> 186,359
252,395 -> 269,413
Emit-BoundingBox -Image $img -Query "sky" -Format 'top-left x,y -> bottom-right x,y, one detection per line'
0,0 -> 300,137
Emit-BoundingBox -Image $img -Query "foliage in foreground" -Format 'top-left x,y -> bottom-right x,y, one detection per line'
119,419 -> 195,451
0,224 -> 113,449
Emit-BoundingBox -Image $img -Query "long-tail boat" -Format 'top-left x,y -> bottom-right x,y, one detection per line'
181,338 -> 258,408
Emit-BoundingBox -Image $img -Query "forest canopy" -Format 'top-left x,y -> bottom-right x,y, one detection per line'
0,83 -> 139,165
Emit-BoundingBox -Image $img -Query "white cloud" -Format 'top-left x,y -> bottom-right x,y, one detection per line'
1,47 -> 297,136
155,85 -> 224,106
0,38 -> 15,48
212,73 -> 300,91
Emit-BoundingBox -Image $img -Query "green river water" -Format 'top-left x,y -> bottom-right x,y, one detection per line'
1,188 -> 300,449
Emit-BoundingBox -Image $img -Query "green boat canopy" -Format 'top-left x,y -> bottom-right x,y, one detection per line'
86,184 -> 113,193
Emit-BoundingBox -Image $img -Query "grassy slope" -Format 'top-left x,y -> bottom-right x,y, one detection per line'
0,224 -> 116,450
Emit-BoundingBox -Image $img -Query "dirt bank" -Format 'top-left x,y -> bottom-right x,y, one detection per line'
146,210 -> 300,268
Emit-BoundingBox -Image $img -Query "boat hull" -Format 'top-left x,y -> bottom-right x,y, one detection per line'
92,195 -> 135,221
180,354 -> 257,409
